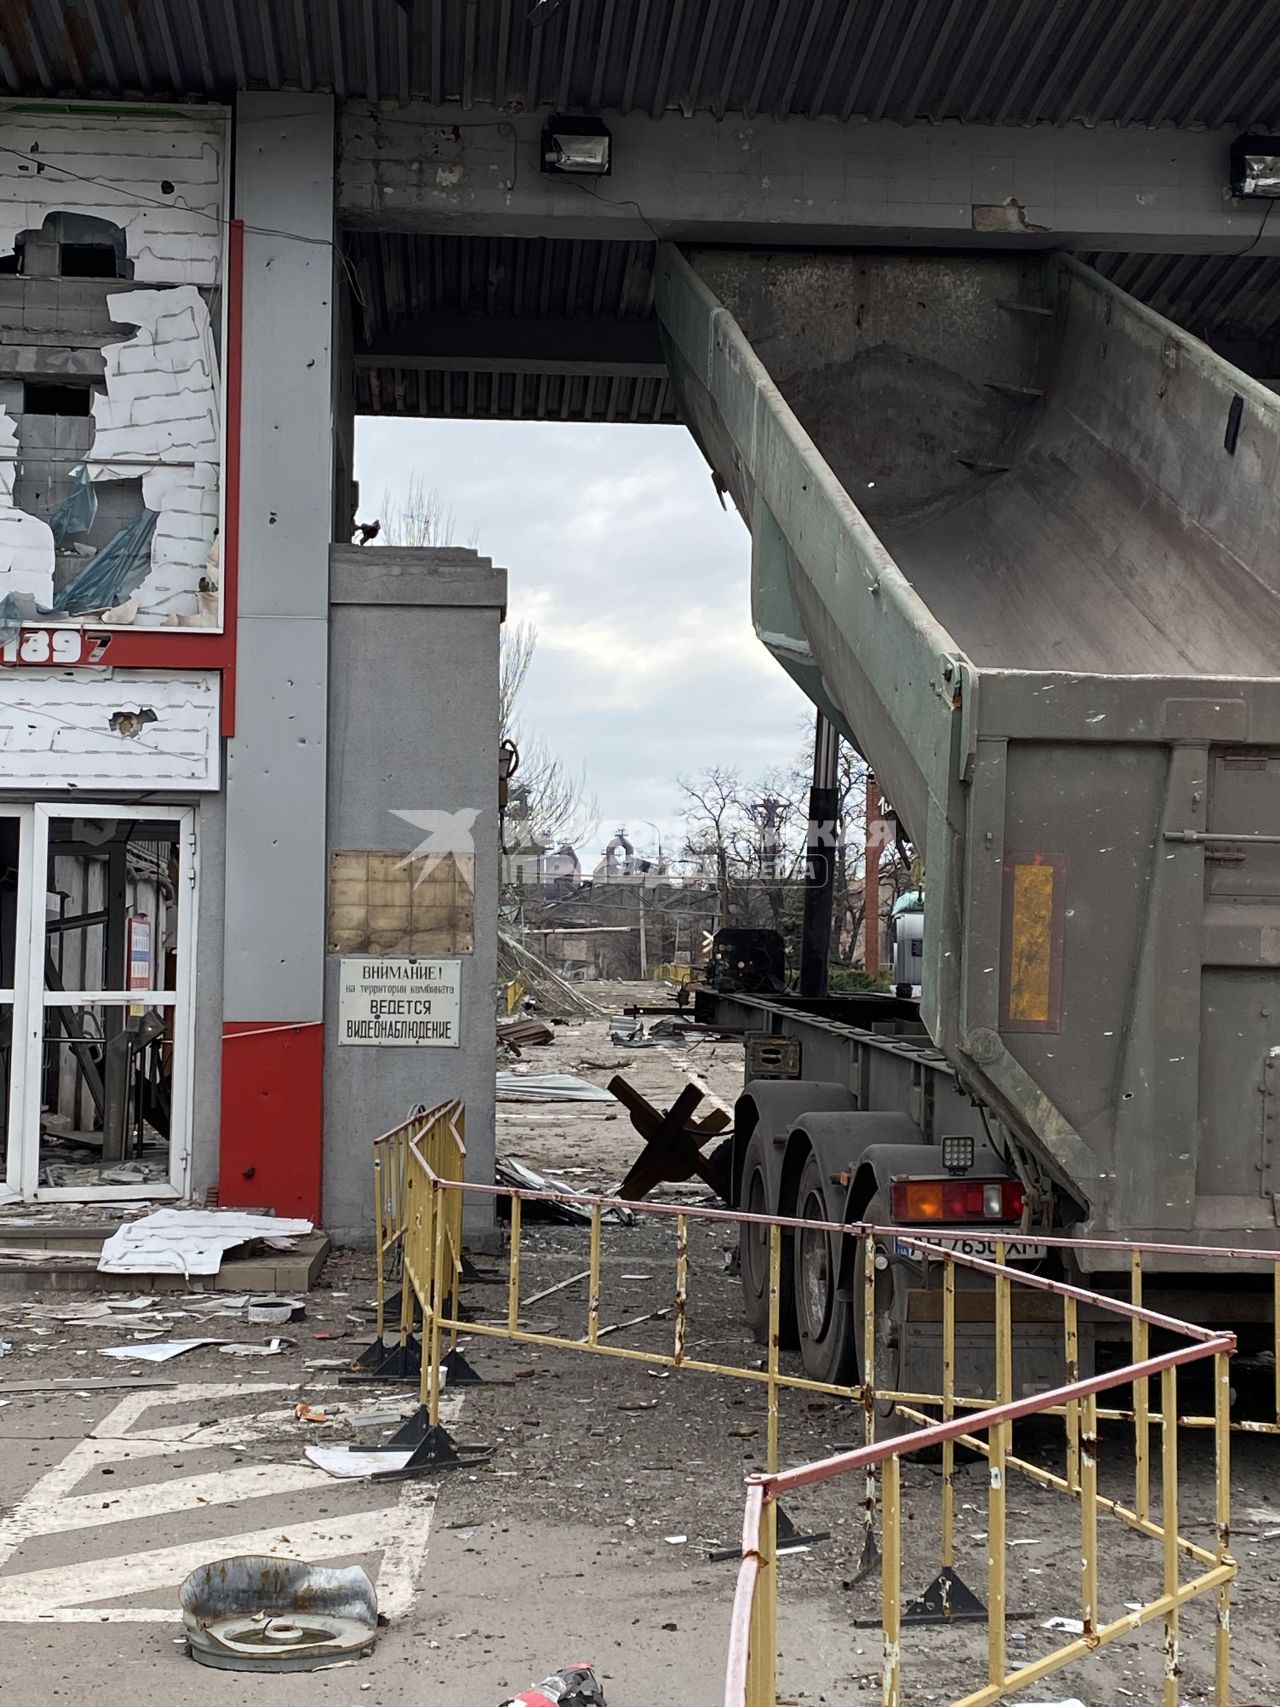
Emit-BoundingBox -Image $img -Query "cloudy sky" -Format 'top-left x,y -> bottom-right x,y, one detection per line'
355,418 -> 812,863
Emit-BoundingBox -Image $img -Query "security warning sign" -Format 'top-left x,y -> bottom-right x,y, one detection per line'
338,957 -> 462,1047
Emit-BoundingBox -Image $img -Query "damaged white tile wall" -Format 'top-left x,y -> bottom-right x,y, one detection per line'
0,112 -> 225,286
0,669 -> 220,789
0,109 -> 227,623
0,405 -> 54,603
91,286 -> 221,617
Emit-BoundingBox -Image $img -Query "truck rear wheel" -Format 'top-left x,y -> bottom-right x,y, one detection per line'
739,1129 -> 796,1347
794,1150 -> 858,1387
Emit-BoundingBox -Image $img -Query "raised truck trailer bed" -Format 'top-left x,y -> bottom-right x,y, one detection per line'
660,247 -> 1280,1394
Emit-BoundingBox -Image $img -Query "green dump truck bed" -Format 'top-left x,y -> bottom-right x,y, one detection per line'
658,246 -> 1280,1260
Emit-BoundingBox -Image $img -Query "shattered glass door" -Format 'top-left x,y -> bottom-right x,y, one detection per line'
26,806 -> 196,1200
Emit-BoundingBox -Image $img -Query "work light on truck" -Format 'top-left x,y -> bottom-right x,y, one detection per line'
890,1177 -> 1026,1224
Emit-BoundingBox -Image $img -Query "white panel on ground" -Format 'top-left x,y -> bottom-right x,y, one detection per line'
0,668 -> 221,789
0,112 -> 225,285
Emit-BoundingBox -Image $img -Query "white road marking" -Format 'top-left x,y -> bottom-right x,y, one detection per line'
0,1380 -> 459,1623
0,1509 -> 415,1620
37,1462 -> 332,1534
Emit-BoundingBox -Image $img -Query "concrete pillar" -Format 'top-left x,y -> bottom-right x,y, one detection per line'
220,93 -> 335,1220
323,547 -> 505,1242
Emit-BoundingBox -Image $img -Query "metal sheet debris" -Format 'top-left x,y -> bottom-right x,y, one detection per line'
496,1158 -> 634,1226
99,1338 -> 223,1362
98,1208 -> 314,1276
304,1445 -> 414,1479
179,1555 -> 379,1672
0,1376 -> 178,1395
497,1016 -> 556,1050
496,1072 -> 615,1104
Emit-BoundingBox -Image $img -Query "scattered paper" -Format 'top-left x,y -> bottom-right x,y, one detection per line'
100,1339 -> 223,1363
305,1445 -> 412,1479
1041,1617 -> 1085,1635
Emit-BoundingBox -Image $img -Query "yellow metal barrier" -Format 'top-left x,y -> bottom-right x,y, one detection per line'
371,1102 -> 1248,1698
358,1101 -> 465,1385
727,1232 -> 1238,1707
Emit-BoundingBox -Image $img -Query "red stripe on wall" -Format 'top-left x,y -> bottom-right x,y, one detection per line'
220,1020 -> 323,1221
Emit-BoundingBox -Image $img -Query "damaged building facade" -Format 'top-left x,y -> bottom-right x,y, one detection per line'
0,100 -> 502,1232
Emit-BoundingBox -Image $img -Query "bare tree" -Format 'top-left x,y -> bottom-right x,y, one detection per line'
378,474 -> 476,549
677,764 -> 804,931
501,619 -> 537,743
500,623 -> 598,854
678,732 -> 914,983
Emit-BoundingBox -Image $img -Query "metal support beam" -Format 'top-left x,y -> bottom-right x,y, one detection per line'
799,713 -> 838,1000
339,104 -> 1271,256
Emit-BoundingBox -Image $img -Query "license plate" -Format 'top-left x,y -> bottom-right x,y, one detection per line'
893,1232 -> 1046,1262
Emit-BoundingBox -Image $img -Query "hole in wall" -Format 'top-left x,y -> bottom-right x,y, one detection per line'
23,380 -> 94,416
59,242 -> 122,279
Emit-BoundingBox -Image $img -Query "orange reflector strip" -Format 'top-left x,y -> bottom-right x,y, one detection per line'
1008,863 -> 1055,1023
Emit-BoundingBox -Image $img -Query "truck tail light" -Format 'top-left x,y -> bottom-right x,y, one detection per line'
889,1177 -> 1026,1224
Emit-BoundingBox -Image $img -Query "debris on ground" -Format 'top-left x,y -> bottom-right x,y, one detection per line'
496,1072 -> 616,1104
304,1444 -> 413,1479
97,1208 -> 314,1276
500,1662 -> 607,1707
218,1337 -> 288,1357
179,1555 -> 379,1672
496,1157 -> 634,1226
497,1015 -> 557,1052
99,1337 -> 225,1362
0,1375 -> 178,1394
498,932 -> 605,1020
648,1015 -> 699,1038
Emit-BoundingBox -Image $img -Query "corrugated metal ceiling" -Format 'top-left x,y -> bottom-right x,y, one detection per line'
5,0 -> 1280,129
349,231 -> 657,337
349,231 -> 677,421
1087,251 -> 1280,349
355,365 -> 674,423
351,235 -> 1280,422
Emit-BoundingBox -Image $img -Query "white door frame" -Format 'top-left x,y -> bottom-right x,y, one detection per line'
0,805 -> 34,1206
4,801 -> 199,1203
